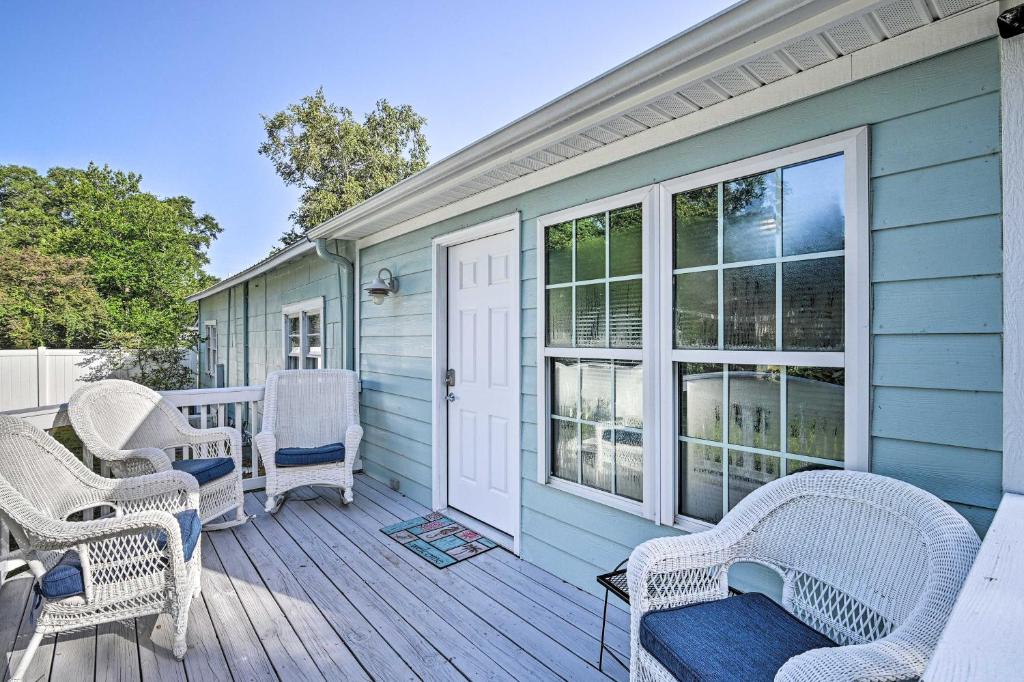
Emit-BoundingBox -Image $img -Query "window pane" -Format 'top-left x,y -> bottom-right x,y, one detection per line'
609,204 -> 642,276
286,356 -> 299,370
787,367 -> 844,461
679,442 -> 723,523
306,313 -> 321,336
679,363 -> 723,441
546,221 -> 573,284
782,154 -> 844,256
575,283 -> 607,347
581,424 -> 613,492
580,360 -> 613,423
723,172 -> 777,262
609,279 -> 642,348
782,257 -> 844,351
674,186 -> 718,268
575,213 -> 606,281
303,357 -> 318,369
724,265 -> 775,349
545,287 -> 573,347
551,420 -> 579,482
674,271 -> 717,349
728,451 -> 780,511
288,335 -> 300,353
728,365 -> 780,450
614,360 -> 643,428
551,358 -> 579,418
615,430 -> 643,501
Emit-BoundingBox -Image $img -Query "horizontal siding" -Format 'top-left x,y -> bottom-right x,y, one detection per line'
356,40 -> 1003,597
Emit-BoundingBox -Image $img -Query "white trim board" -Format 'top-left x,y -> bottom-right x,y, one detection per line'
349,3 -> 996,251
430,212 -> 522,554
1003,25 -> 1024,493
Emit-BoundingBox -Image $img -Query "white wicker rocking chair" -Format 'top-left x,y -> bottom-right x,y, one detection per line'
69,379 -> 245,530
628,470 -> 981,682
254,369 -> 363,513
0,415 -> 202,681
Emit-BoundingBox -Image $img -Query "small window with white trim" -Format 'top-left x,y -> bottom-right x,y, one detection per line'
203,321 -> 217,377
282,297 -> 324,370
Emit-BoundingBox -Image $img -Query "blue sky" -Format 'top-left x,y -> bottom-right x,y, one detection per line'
0,1 -> 735,277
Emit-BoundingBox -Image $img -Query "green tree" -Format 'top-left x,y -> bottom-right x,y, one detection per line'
259,88 -> 429,247
0,163 -> 221,388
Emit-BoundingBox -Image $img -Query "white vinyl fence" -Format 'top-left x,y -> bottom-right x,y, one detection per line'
0,347 -> 198,411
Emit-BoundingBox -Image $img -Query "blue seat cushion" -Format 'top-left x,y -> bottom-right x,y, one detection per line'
157,509 -> 202,562
37,510 -> 201,601
172,456 -> 235,485
275,442 -> 345,467
37,550 -> 84,600
639,592 -> 837,682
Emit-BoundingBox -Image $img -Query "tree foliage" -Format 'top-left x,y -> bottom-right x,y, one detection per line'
259,88 -> 429,247
0,163 -> 221,387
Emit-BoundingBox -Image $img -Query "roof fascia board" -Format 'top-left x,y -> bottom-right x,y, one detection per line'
353,2 -> 997,250
187,240 -> 317,303
309,0 -> 911,241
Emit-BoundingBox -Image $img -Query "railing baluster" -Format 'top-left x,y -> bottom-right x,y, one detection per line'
217,404 -> 225,428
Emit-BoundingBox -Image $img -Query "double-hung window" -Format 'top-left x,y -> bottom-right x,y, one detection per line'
203,321 -> 217,377
537,129 -> 868,527
282,297 -> 324,369
660,129 -> 868,529
537,187 -> 657,513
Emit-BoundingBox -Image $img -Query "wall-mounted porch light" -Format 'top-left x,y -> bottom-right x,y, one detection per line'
365,268 -> 398,305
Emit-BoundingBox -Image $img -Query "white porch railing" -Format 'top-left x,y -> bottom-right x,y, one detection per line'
924,492 -> 1024,680
0,385 -> 265,582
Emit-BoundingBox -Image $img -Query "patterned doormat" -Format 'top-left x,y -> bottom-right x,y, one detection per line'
381,512 -> 498,568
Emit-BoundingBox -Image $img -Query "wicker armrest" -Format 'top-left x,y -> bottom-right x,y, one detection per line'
777,636 -> 928,682
627,531 -> 738,614
107,471 -> 200,514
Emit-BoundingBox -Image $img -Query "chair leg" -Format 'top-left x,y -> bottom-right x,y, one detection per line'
341,487 -> 353,505
10,629 -> 44,682
172,598 -> 191,661
202,505 -> 248,531
264,494 -> 283,514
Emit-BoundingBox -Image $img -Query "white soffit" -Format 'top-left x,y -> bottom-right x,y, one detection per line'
313,0 -> 993,244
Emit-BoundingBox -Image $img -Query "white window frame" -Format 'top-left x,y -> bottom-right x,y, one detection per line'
536,185 -> 660,519
534,128 -> 869,528
658,127 -> 869,531
203,320 -> 217,377
282,296 -> 325,370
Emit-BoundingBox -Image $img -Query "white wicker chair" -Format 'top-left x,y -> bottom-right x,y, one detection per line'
0,415 -> 202,681
628,470 -> 981,682
69,380 -> 245,530
255,369 -> 363,513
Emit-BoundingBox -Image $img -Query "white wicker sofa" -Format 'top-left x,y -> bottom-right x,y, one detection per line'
628,470 -> 980,682
255,369 -> 363,513
0,415 -> 202,681
69,380 -> 245,530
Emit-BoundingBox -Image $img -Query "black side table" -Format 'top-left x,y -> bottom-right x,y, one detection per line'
596,559 -> 630,672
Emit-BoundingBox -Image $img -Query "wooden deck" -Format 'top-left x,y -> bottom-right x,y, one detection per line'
1,474 -> 631,681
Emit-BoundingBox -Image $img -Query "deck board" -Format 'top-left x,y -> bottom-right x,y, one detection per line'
1,474 -> 626,681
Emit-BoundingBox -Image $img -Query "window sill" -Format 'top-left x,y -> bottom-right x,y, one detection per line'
546,477 -> 645,517
672,515 -> 716,534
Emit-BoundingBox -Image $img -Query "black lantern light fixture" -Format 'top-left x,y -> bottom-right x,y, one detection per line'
999,4 -> 1024,39
365,268 -> 398,305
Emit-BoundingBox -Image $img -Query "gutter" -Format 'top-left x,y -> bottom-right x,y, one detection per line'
314,238 -> 355,370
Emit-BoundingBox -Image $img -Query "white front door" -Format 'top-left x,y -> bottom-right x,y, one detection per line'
446,231 -> 516,534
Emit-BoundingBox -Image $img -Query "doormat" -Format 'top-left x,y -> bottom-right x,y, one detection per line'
381,512 -> 498,568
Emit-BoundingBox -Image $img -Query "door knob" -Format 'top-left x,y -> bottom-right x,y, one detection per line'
445,393 -> 458,403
